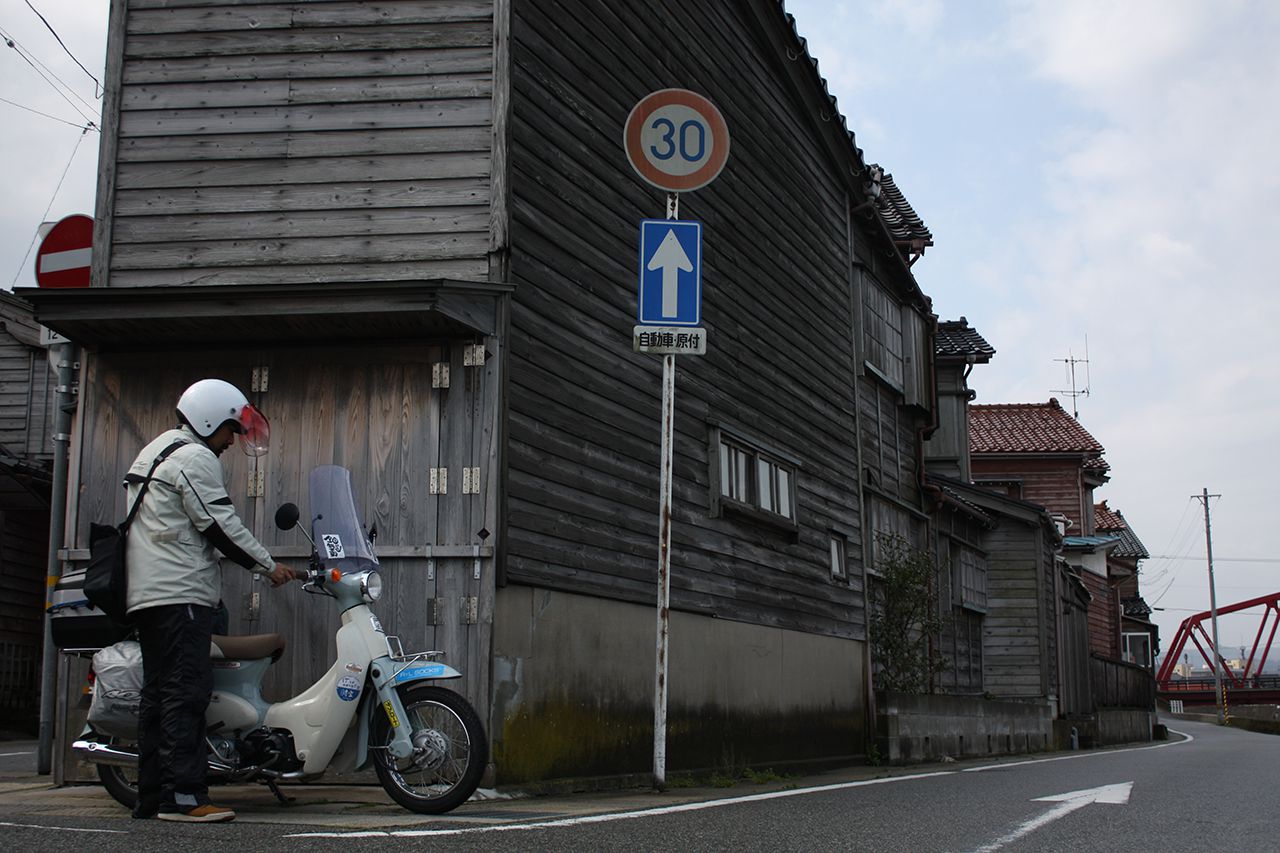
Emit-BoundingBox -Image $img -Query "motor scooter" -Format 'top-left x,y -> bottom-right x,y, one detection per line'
73,464 -> 488,815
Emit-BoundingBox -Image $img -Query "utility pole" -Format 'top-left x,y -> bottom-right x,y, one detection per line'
1194,488 -> 1224,724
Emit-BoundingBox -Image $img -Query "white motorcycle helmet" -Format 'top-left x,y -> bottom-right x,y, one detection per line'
176,378 -> 270,456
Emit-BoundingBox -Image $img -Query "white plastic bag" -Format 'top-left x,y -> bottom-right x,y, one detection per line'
88,639 -> 143,739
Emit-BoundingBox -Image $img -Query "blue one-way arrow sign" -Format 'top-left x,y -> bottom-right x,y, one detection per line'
638,219 -> 701,327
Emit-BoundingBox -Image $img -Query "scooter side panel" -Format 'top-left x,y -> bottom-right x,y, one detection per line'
265,617 -> 374,774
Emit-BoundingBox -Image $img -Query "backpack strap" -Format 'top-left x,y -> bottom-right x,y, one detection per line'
121,439 -> 188,531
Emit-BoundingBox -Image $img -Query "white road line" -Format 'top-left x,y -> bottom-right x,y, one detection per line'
0,821 -> 125,834
286,730 -> 1196,840
966,782 -> 1134,853
961,728 -> 1193,773
0,752 -> 33,757
287,771 -> 957,839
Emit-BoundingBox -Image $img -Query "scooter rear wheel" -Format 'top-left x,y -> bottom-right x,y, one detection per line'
97,738 -> 139,810
372,684 -> 487,814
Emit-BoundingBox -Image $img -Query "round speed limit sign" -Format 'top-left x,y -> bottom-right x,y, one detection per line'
624,89 -> 730,193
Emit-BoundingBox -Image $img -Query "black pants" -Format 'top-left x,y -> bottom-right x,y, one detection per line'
134,603 -> 213,814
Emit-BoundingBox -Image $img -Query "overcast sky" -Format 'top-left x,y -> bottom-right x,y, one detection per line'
2,1 -> 1278,665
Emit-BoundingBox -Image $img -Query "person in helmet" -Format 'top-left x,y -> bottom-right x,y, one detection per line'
125,378 -> 297,823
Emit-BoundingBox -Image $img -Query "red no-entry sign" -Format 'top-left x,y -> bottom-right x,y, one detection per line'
35,214 -> 94,288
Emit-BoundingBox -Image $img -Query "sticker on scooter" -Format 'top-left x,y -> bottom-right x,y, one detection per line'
322,533 -> 345,559
394,664 -> 448,683
336,674 -> 361,702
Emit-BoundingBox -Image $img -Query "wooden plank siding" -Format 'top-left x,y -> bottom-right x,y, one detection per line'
983,524 -> 1049,696
972,458 -> 1088,531
1079,569 -> 1121,659
77,341 -> 500,712
502,0 -> 875,640
0,302 -> 56,464
102,0 -> 497,290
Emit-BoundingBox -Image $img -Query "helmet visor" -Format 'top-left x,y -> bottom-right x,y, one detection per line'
237,404 -> 270,457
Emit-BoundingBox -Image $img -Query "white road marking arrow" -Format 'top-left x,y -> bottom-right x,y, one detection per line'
969,782 -> 1133,853
647,228 -> 693,318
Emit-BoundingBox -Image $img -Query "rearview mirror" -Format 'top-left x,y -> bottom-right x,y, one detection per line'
274,502 -> 300,531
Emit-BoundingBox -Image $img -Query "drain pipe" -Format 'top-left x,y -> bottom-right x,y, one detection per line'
37,341 -> 78,774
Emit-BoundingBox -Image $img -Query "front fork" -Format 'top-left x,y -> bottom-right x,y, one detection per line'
369,654 -> 415,759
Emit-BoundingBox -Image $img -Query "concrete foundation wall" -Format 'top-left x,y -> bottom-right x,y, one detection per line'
1095,708 -> 1154,745
876,691 -> 1053,763
491,585 -> 867,785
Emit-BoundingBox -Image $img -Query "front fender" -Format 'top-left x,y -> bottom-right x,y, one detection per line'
391,661 -> 462,685
367,657 -> 462,760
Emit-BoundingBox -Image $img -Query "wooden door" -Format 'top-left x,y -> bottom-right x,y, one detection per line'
247,342 -> 496,721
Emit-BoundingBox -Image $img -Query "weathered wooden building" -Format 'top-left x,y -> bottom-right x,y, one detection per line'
0,292 -> 57,731
925,320 -> 1062,706
24,0 -> 950,783
1095,502 -> 1157,669
969,400 -> 1125,660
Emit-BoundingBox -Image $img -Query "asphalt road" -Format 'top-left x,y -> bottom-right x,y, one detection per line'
1,719 -> 1276,852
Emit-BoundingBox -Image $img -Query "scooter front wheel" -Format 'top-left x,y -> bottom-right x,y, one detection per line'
372,684 -> 487,814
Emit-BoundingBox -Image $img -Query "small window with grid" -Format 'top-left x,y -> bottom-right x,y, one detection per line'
711,428 -> 798,526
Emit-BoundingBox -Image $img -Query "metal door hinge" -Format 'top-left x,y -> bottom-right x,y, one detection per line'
463,596 -> 478,624
242,590 -> 260,621
461,467 -> 481,495
432,363 -> 450,388
463,344 -> 486,366
430,467 -> 447,494
248,469 -> 264,497
426,598 -> 444,625
251,366 -> 270,393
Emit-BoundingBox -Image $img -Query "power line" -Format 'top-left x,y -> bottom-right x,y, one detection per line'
2,28 -> 100,128
1,26 -> 99,115
10,126 -> 91,288
22,0 -> 101,95
0,94 -> 90,129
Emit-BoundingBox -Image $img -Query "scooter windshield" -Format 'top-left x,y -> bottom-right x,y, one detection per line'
308,465 -> 379,575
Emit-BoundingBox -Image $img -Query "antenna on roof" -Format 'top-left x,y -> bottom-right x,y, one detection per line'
1052,337 -> 1091,418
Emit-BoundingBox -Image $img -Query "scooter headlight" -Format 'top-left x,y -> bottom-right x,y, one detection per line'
360,571 -> 383,603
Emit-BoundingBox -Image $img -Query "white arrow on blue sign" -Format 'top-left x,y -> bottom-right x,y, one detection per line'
638,219 -> 701,327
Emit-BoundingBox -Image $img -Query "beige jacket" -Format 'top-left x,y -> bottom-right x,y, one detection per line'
124,426 -> 275,614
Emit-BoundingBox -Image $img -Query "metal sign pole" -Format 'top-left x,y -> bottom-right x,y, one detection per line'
653,191 -> 678,789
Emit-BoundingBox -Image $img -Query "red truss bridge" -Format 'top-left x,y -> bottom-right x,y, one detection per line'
1157,592 -> 1280,704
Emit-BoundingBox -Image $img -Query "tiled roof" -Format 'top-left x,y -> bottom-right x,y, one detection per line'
1094,501 -> 1150,559
969,398 -> 1106,456
777,6 -> 870,185
1123,596 -> 1153,619
778,4 -> 932,301
868,165 -> 933,261
936,317 -> 996,363
935,481 -> 996,527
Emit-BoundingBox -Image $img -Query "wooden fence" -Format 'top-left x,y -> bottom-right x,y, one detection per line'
1090,654 -> 1156,710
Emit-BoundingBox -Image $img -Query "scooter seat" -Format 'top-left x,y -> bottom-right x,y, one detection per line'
211,633 -> 287,662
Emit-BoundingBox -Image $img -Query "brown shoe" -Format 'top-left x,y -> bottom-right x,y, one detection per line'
156,803 -> 236,823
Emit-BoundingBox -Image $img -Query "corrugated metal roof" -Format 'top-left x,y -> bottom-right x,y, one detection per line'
1063,534 -> 1121,549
